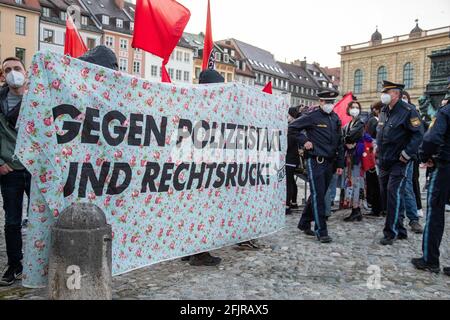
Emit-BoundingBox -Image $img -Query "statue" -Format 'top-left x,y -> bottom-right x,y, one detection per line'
418,95 -> 437,127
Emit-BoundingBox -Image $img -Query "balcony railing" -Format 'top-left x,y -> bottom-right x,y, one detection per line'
341,26 -> 450,53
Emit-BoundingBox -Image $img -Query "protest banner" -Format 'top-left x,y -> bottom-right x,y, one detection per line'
16,51 -> 288,288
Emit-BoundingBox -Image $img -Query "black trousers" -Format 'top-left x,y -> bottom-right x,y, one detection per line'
422,164 -> 450,266
412,160 -> 422,210
379,162 -> 412,239
0,170 -> 31,267
298,158 -> 333,238
286,165 -> 298,206
366,169 -> 382,214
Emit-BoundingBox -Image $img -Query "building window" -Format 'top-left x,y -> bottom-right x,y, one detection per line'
195,67 -> 201,79
60,12 -> 67,21
105,36 -> 114,47
184,52 -> 190,63
227,73 -> 232,83
120,39 -> 128,50
119,58 -> 128,72
215,52 -> 221,62
176,70 -> 182,81
133,61 -> 141,74
15,16 -> 26,35
15,0 -> 23,4
176,51 -> 182,61
116,19 -> 123,28
354,69 -> 363,94
151,65 -> 158,77
81,16 -> 88,26
168,68 -> 174,79
223,54 -> 229,63
87,38 -> 96,49
183,71 -> 190,82
15,48 -> 25,64
43,29 -> 54,43
403,63 -> 414,89
42,7 -> 51,17
130,22 -> 134,32
377,66 -> 387,91
102,15 -> 110,25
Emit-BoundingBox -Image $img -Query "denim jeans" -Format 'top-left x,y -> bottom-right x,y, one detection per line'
400,161 -> 419,223
325,174 -> 338,216
1,170 -> 31,267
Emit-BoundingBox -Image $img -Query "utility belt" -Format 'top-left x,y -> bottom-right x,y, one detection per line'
306,155 -> 335,164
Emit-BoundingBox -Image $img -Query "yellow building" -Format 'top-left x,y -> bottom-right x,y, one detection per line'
339,21 -> 450,108
0,0 -> 41,67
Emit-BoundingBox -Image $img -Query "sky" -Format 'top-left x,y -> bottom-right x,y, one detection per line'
132,0 -> 450,68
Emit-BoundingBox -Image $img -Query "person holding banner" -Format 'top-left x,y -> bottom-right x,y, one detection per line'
289,90 -> 344,244
0,57 -> 31,286
286,106 -> 301,215
183,69 -> 224,266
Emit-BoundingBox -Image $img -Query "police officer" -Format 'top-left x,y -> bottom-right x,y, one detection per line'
412,84 -> 450,276
289,90 -> 344,243
376,81 -> 424,246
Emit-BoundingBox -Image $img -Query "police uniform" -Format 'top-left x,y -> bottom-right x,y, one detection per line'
288,91 -> 344,243
412,82 -> 450,273
376,81 -> 424,245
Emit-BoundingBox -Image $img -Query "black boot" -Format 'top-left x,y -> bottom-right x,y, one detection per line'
344,208 -> 363,222
189,252 -> 222,267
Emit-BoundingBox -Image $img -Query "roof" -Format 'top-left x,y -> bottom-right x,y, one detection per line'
80,0 -> 134,34
0,0 -> 41,11
182,32 -> 205,50
322,67 -> 340,87
277,62 -> 319,88
231,38 -> 288,79
39,0 -> 102,33
216,39 -> 255,78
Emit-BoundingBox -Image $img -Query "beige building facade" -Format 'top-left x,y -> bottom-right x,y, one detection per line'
0,0 -> 41,67
340,23 -> 450,108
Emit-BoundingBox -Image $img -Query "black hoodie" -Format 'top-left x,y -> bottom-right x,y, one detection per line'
77,45 -> 119,71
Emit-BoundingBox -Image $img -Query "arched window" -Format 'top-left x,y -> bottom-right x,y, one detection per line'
354,69 -> 363,94
403,63 -> 414,89
377,66 -> 387,91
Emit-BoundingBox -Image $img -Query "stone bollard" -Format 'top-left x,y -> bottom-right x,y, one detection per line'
48,203 -> 112,300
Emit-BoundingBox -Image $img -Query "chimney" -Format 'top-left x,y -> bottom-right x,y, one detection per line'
115,0 -> 125,10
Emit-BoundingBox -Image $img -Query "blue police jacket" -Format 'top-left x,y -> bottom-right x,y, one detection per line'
288,107 -> 344,169
419,102 -> 450,163
376,99 -> 424,169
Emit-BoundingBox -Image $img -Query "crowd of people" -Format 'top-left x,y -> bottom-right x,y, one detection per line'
287,79 -> 450,275
0,44 -> 449,288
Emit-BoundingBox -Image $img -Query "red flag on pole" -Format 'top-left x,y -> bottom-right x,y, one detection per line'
262,81 -> 273,94
132,0 -> 191,82
333,92 -> 354,127
64,16 -> 88,58
202,0 -> 214,70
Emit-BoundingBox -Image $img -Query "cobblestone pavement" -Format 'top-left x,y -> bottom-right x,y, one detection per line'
0,177 -> 449,300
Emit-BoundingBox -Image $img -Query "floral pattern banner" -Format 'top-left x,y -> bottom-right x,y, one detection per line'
16,51 -> 288,288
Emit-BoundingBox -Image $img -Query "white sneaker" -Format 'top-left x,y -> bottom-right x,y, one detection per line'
446,205 -> 450,212
417,209 -> 424,218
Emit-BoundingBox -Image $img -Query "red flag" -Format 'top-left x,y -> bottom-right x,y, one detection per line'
64,16 -> 87,58
262,81 -> 273,94
333,92 -> 354,127
132,0 -> 191,82
202,0 -> 214,70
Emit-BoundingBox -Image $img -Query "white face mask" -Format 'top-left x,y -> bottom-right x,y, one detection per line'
381,93 -> 392,105
349,108 -> 360,118
322,104 -> 334,114
6,70 -> 25,89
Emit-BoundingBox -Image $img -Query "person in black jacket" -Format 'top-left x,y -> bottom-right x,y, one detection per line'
342,101 -> 365,222
412,90 -> 450,275
376,81 -> 424,246
286,106 -> 301,215
289,90 -> 344,244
